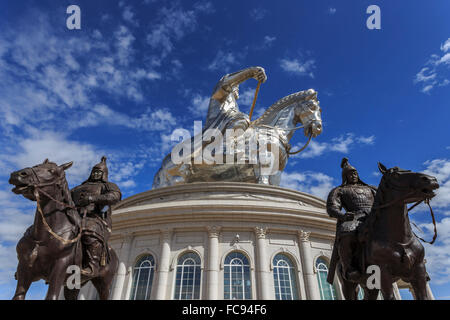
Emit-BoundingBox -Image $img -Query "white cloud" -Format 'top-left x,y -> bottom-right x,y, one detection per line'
328,7 -> 337,15
250,8 -> 268,21
409,158 -> 450,285
356,135 -> 375,145
0,244 -> 20,284
280,58 -> 316,78
122,5 -> 139,26
239,87 -> 256,107
296,140 -> 328,159
292,133 -> 375,159
423,159 -> 450,209
0,190 -> 34,243
438,53 -> 450,66
415,67 -> 437,83
372,171 -> 381,177
115,25 -> 136,66
263,36 -> 276,47
66,104 -> 176,133
11,129 -> 104,185
208,50 -> 238,72
0,127 -> 149,191
0,11 -> 165,133
189,94 -> 210,118
255,35 -> 277,50
417,217 -> 450,285
415,37 -> 450,93
441,38 -> 450,52
146,3 -> 213,59
281,171 -> 334,199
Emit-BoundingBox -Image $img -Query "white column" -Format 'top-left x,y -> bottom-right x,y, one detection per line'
155,229 -> 172,300
206,226 -> 221,300
123,264 -> 134,299
111,233 -> 134,300
298,230 -> 321,300
254,227 -> 272,300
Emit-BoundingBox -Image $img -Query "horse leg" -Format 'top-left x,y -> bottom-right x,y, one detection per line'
12,267 -> 32,300
341,280 -> 358,300
45,260 -> 70,300
363,287 -> 380,300
379,268 -> 395,300
410,262 -> 430,300
64,285 -> 80,300
91,277 -> 112,300
90,249 -> 118,300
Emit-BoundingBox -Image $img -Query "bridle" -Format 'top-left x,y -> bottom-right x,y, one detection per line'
373,173 -> 437,244
26,167 -> 82,246
256,120 -> 319,156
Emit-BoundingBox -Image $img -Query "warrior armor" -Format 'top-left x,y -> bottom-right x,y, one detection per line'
326,158 -> 377,283
71,156 -> 121,277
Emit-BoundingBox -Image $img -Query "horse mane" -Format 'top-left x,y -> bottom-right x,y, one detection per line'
60,176 -> 75,207
251,88 -> 317,126
39,161 -> 75,207
367,175 -> 382,210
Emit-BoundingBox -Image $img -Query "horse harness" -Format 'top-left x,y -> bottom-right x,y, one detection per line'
28,167 -> 84,246
372,175 -> 437,245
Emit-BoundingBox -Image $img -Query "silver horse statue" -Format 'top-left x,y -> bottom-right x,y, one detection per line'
153,67 -> 323,189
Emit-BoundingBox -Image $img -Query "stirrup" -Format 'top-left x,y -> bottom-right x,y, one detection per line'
80,267 -> 97,277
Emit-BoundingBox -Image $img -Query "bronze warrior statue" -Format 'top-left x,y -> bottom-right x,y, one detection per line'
9,158 -> 120,300
71,156 -> 121,277
326,160 -> 439,300
326,158 -> 377,282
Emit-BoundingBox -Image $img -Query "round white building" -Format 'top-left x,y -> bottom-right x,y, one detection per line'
75,182 -> 426,300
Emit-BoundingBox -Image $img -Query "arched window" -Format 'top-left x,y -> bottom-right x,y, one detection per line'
272,254 -> 299,300
316,258 -> 337,300
224,251 -> 252,299
129,255 -> 155,300
173,252 -> 202,300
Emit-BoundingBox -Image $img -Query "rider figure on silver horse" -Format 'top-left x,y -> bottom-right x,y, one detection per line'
204,66 -> 267,133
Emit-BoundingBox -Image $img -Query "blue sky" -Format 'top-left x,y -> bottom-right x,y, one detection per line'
0,0 -> 449,300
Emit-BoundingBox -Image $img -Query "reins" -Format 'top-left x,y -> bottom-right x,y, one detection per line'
409,199 -> 437,245
287,132 -> 313,155
254,123 -> 314,156
29,168 -> 83,246
373,179 -> 438,245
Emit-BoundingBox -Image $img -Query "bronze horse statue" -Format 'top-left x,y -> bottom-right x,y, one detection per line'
9,159 -> 118,300
336,162 -> 439,300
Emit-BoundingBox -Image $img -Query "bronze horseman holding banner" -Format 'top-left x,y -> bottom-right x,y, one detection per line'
326,158 -> 377,283
71,156 -> 121,277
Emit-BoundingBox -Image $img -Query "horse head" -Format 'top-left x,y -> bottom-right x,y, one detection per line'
9,159 -> 73,202
293,89 -> 323,138
377,162 -> 439,205
252,88 -> 323,139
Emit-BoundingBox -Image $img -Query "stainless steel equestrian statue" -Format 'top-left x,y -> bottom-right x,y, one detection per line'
153,66 -> 323,188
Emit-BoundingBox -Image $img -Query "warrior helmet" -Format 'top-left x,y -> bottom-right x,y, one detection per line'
89,156 -> 108,182
341,157 -> 358,185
